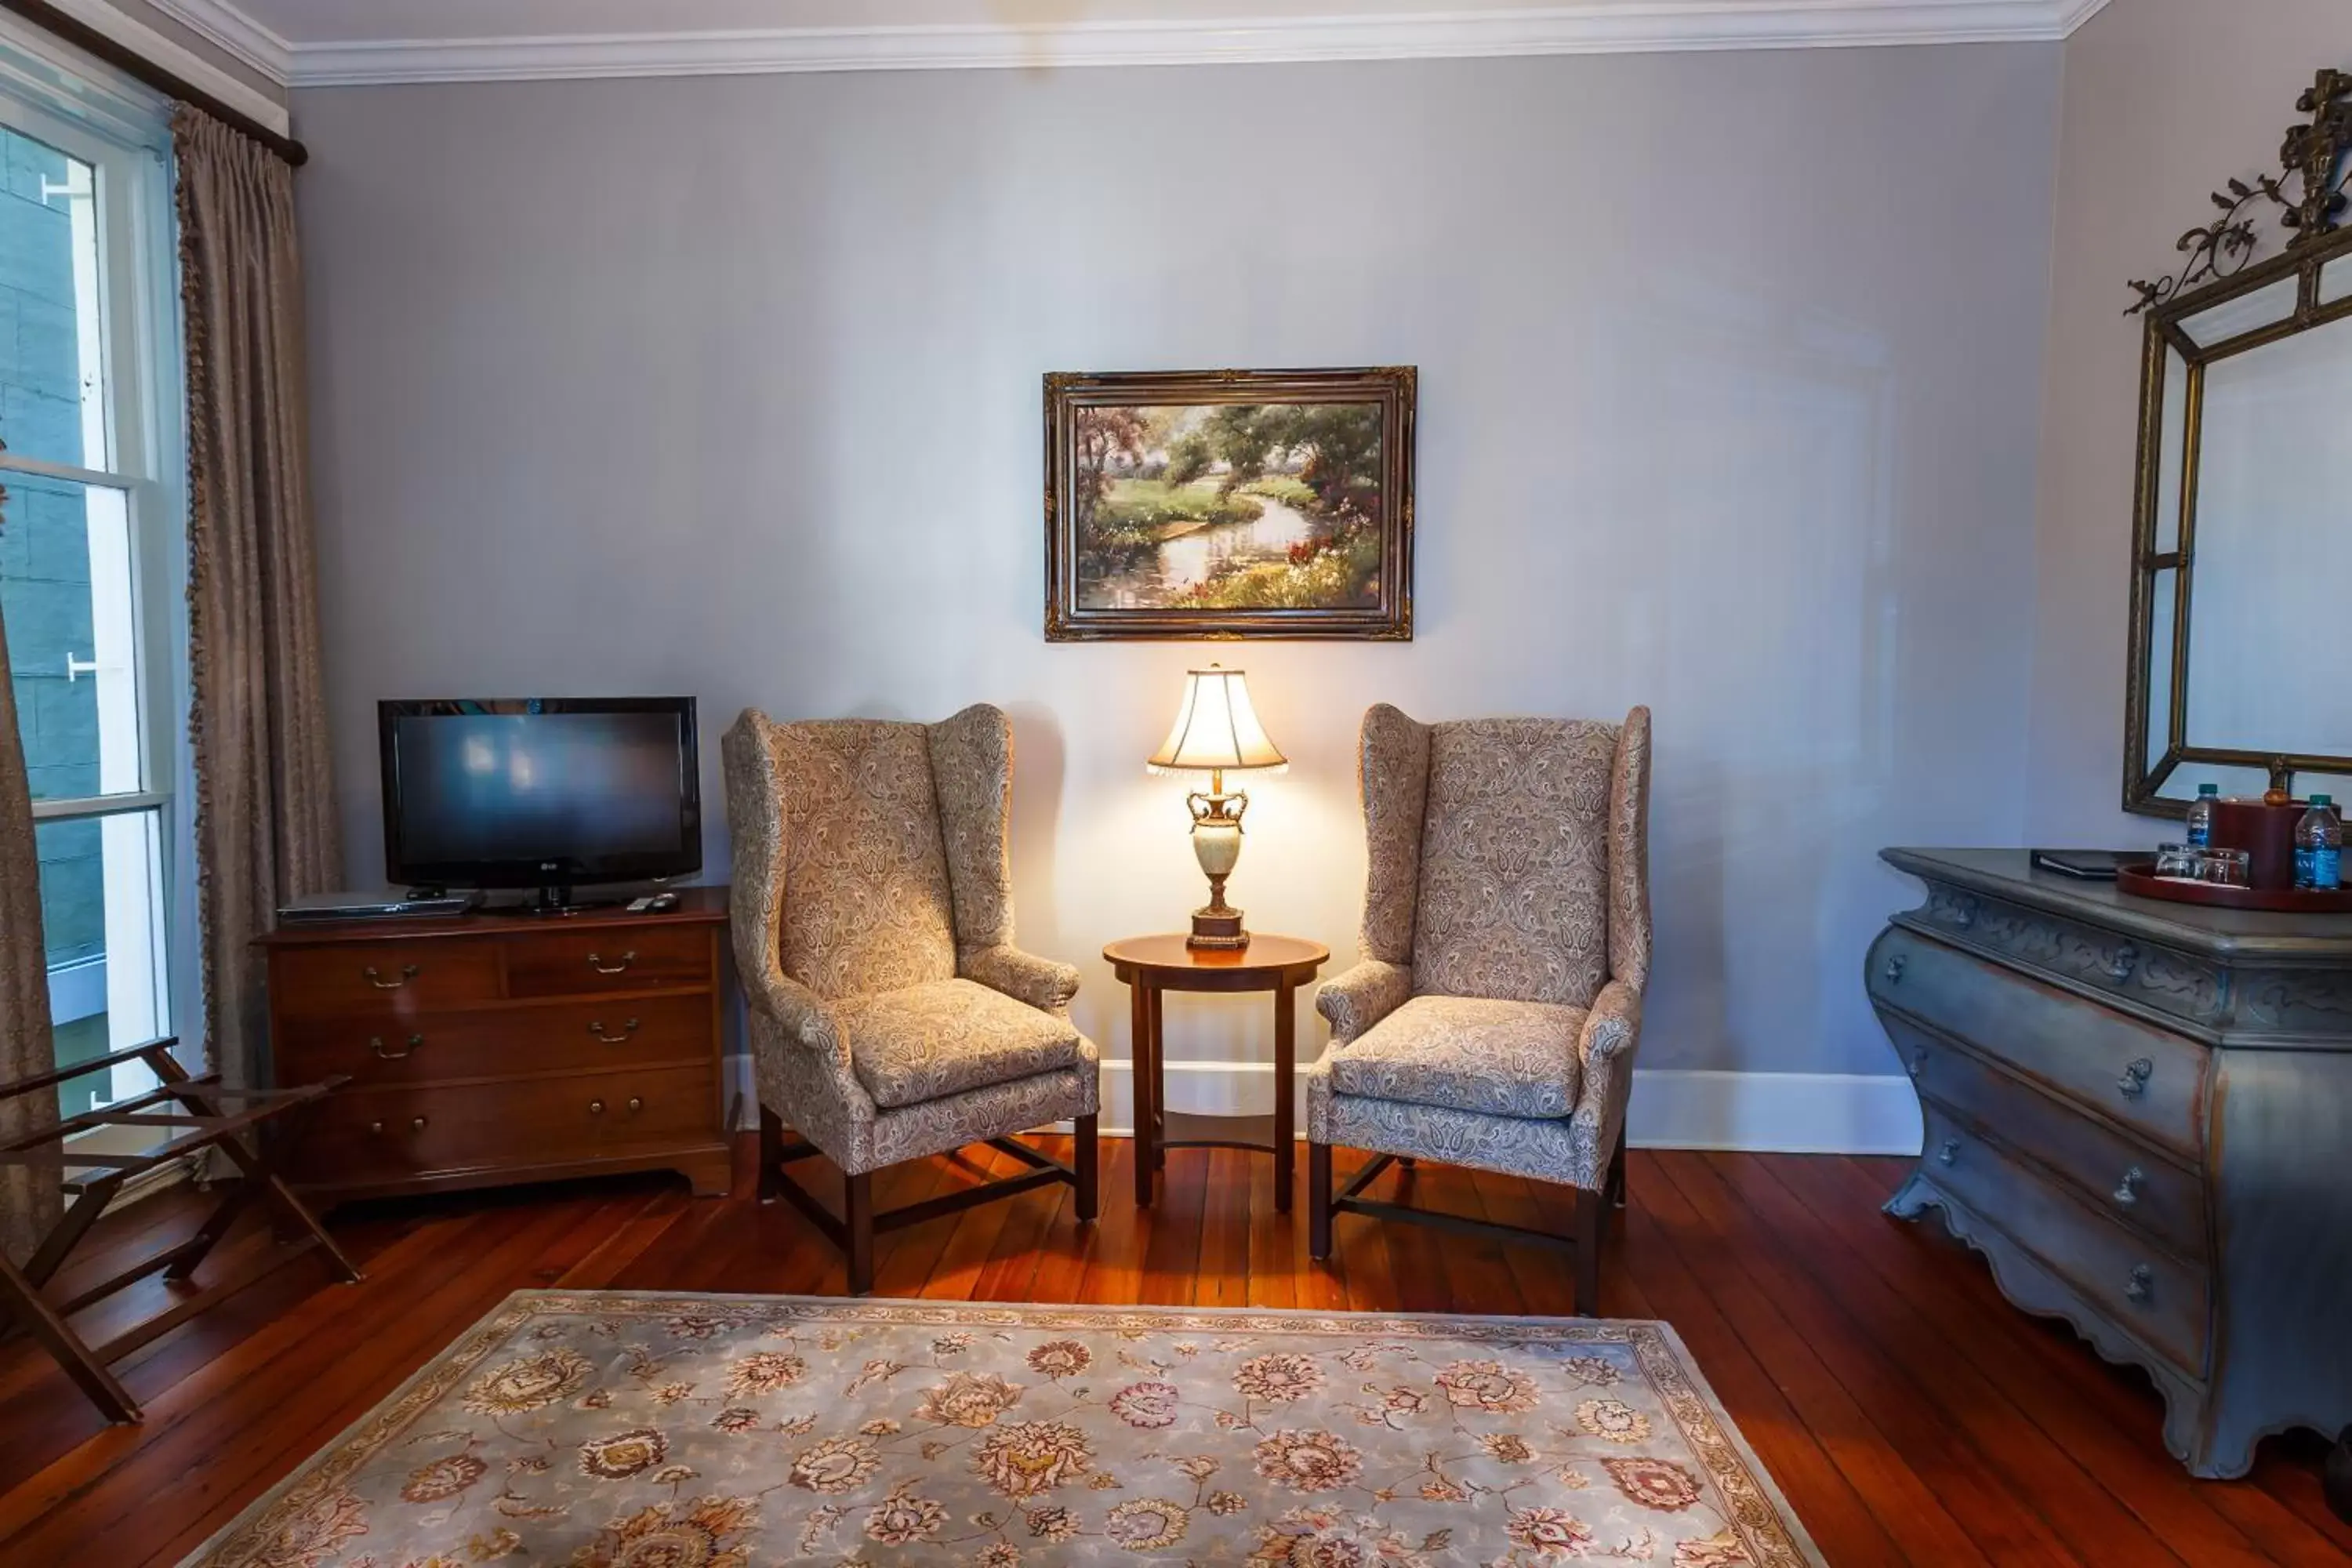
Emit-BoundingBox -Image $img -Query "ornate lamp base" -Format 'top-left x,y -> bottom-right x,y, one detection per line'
1188,896 -> 1249,950
1183,786 -> 1253,950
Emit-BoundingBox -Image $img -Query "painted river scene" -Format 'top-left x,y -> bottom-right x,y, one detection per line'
1071,401 -> 1388,612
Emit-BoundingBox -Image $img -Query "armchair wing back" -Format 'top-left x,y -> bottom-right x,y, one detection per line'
1357,703 -> 1651,1002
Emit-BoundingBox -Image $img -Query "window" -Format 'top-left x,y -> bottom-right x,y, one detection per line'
0,38 -> 188,1123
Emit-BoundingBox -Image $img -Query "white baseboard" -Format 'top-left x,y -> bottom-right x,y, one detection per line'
726,1054 -> 1922,1157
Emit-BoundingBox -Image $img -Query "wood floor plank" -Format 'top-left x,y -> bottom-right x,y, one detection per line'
1632,1150 -> 2008,1566
1760,1154 -> 2317,1568
1693,1150 -> 2209,1568
2,1137 -> 2338,1568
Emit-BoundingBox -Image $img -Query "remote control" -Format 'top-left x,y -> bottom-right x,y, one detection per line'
627,892 -> 681,913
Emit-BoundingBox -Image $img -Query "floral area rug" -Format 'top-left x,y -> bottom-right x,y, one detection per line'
180,1292 -> 1824,1567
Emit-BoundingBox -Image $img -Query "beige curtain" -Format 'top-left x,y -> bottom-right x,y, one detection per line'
0,474 -> 63,1264
174,107 -> 339,1092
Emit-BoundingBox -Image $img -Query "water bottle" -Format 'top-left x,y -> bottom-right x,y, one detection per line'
2295,794 -> 2342,891
2185,783 -> 2219,848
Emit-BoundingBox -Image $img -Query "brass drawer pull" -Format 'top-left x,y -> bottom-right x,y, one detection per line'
588,1018 -> 642,1044
1905,1047 -> 1926,1079
590,1098 -> 606,1115
364,964 -> 419,990
627,1096 -> 644,1113
1882,953 -> 1907,984
2117,1058 -> 2154,1098
2107,943 -> 2140,981
1936,1138 -> 1960,1167
412,1116 -> 428,1133
2113,1167 -> 2144,1208
586,950 -> 636,975
368,1120 -> 383,1135
375,1116 -> 429,1134
371,1033 -> 425,1059
2124,1264 -> 2153,1303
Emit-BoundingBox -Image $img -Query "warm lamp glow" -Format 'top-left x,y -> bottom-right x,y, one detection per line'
1146,665 -> 1287,777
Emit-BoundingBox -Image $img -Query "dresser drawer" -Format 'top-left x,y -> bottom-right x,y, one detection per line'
289,1062 -> 721,1185
273,993 -> 716,1088
270,938 -> 502,1017
1905,884 -> 2227,1030
1921,1103 -> 2212,1377
1890,1015 -> 2209,1261
1870,927 -> 2209,1160
503,926 -> 713,997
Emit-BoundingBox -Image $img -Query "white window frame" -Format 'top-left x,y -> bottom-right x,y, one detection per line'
0,18 -> 197,1109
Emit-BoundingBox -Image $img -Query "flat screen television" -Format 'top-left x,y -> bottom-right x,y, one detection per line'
379,697 -> 701,909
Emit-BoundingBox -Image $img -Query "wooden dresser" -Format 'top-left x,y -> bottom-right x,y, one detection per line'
1871,848 -> 2351,1478
260,887 -> 732,1205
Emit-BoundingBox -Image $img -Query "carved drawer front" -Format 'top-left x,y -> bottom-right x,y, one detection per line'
270,939 -> 501,1018
289,1063 -> 720,1185
504,927 -> 713,997
1870,927 -> 2209,1160
1920,1104 -> 2211,1378
1909,887 -> 2224,1029
1889,1015 -> 2209,1261
273,993 -> 716,1089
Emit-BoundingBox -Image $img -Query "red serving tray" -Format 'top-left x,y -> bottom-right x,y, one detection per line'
2116,862 -> 2352,913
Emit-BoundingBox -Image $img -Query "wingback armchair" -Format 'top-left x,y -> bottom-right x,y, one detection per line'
1305,705 -> 1651,1315
722,704 -> 1098,1294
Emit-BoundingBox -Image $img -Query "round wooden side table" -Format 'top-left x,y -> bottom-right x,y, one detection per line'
1104,933 -> 1329,1212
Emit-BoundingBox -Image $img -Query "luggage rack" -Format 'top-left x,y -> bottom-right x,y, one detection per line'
0,1036 -> 359,1421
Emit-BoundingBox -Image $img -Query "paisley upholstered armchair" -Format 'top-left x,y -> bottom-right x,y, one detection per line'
722,704 -> 1098,1294
1305,705 -> 1651,1316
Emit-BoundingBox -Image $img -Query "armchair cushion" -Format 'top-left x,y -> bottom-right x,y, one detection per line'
1411,718 -> 1619,1009
840,978 -> 1085,1110
1328,994 -> 1584,1120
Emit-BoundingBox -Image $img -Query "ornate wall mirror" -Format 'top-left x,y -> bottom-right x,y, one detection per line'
2124,68 -> 2352,815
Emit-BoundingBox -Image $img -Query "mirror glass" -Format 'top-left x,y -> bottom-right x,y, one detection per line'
2324,254 -> 2352,306
2180,315 -> 2352,756
2178,278 -> 2299,347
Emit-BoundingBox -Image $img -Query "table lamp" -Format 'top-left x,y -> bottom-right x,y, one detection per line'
1148,663 -> 1287,949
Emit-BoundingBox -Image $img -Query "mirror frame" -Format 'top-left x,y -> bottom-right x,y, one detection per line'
2122,69 -> 2352,816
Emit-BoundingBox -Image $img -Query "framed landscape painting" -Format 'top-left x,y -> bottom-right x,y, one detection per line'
1044,366 -> 1415,641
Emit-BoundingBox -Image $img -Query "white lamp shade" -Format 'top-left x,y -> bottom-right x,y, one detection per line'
1147,664 -> 1287,775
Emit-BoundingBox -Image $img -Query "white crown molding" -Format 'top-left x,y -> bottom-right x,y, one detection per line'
143,0 -> 295,84
162,0 -> 2113,91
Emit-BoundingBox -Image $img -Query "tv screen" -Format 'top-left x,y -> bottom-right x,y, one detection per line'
379,699 -> 700,893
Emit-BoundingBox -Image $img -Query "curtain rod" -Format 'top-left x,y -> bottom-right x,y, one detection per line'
0,0 -> 307,165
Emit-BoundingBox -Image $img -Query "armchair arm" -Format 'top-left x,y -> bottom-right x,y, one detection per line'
738,949 -> 849,1067
960,944 -> 1081,1017
1573,979 -> 1643,1126
1316,960 -> 1413,1046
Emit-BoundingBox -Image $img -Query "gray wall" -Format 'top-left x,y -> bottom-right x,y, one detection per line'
2026,0 -> 2351,844
292,45 -> 2059,1116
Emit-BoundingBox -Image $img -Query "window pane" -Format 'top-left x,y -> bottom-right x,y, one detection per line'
37,807 -> 166,1120
0,123 -> 107,470
2,471 -> 139,798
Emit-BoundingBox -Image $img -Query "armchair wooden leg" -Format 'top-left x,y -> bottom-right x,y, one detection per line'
1308,1140 -> 1334,1260
758,1108 -> 786,1203
844,1171 -> 875,1296
1573,1186 -> 1603,1316
1073,1115 -> 1100,1222
1606,1127 -> 1628,1211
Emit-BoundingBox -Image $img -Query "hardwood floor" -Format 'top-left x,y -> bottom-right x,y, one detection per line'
1,1138 -> 2345,1566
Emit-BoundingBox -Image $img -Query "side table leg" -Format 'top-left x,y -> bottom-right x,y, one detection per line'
1274,978 -> 1296,1213
1149,986 -> 1167,1170
1131,979 -> 1156,1207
